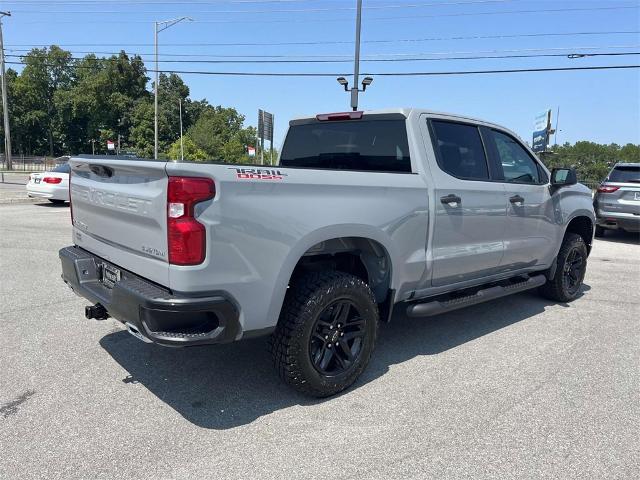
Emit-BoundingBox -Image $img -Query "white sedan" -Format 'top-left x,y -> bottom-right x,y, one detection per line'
26,163 -> 70,204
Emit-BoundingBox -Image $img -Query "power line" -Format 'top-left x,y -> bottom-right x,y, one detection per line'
10,0 -> 515,14
8,51 -> 639,64
14,5 -> 640,24
2,0 -> 482,4
0,0 -> 316,3
7,44 -> 640,59
5,60 -> 639,77
7,30 -> 640,49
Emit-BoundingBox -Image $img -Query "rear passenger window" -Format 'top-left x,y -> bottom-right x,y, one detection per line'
430,120 -> 489,180
491,130 -> 540,184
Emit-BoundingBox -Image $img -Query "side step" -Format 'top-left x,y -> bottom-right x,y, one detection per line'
406,274 -> 547,318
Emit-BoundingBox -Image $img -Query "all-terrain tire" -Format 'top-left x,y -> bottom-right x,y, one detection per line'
539,233 -> 588,302
269,271 -> 379,397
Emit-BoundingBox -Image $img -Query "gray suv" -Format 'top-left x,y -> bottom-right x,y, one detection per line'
594,163 -> 640,236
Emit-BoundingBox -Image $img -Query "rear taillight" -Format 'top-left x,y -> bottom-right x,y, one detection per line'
43,177 -> 62,184
167,176 -> 215,266
597,185 -> 620,193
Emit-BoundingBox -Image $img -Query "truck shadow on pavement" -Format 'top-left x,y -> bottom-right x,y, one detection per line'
99,287 -> 589,430
596,230 -> 640,245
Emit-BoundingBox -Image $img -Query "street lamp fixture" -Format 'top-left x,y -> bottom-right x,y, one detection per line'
335,75 -> 374,110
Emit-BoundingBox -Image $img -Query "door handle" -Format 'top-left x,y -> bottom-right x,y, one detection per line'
509,195 -> 525,205
440,194 -> 462,207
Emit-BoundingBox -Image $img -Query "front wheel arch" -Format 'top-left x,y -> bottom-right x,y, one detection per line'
563,215 -> 594,255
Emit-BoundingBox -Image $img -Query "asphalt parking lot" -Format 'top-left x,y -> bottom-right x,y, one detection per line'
1,201 -> 638,479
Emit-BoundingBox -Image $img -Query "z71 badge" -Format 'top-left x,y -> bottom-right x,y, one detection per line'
228,167 -> 288,180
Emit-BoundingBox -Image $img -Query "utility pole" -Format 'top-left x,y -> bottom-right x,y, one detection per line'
351,0 -> 362,111
0,11 -> 12,170
179,98 -> 184,161
154,16 -> 192,160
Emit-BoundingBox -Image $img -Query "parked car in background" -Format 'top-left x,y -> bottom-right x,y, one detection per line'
26,162 -> 70,204
594,162 -> 640,236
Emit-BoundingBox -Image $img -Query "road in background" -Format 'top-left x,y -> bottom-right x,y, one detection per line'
0,173 -> 34,204
0,202 -> 638,479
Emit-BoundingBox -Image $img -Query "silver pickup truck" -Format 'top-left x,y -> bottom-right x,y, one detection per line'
59,108 -> 595,397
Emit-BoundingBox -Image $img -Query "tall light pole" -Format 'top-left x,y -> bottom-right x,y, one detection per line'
0,11 -> 12,170
154,16 -> 192,160
351,0 -> 362,111
178,98 -> 184,161
335,1 -> 372,111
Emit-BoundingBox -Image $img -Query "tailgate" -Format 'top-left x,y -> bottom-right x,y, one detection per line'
69,158 -> 170,286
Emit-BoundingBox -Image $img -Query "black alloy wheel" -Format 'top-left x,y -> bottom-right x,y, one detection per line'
539,232 -> 588,303
562,247 -> 585,296
270,271 -> 379,397
309,300 -> 367,376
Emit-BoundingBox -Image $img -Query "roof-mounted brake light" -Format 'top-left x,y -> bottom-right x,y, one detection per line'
316,111 -> 363,121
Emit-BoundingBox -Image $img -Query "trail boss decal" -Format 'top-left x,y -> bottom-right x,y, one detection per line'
228,167 -> 288,180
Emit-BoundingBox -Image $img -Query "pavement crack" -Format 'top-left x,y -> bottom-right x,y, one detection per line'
0,390 -> 36,419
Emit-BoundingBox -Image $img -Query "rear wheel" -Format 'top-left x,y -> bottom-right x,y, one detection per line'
594,225 -> 606,237
270,271 -> 379,397
539,233 -> 588,302
48,199 -> 66,205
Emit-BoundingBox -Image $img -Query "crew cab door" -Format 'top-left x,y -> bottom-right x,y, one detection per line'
424,118 -> 508,287
483,128 -> 558,269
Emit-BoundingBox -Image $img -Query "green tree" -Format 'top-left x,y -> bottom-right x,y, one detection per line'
6,46 -> 74,156
187,106 -> 255,163
542,141 -> 640,183
167,135 -> 208,161
64,51 -> 148,155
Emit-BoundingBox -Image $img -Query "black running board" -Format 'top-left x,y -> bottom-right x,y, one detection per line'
406,275 -> 547,318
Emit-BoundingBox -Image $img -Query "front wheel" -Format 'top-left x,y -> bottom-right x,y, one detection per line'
539,233 -> 588,302
270,271 -> 379,397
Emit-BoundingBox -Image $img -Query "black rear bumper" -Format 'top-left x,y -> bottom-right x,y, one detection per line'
59,246 -> 240,347
595,215 -> 640,232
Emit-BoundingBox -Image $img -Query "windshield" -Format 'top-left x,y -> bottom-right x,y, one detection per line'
280,118 -> 412,173
608,165 -> 640,183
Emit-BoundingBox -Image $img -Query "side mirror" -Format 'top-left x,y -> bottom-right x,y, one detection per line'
551,167 -> 577,188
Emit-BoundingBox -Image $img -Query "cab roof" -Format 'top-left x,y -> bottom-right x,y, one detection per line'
291,107 -> 506,130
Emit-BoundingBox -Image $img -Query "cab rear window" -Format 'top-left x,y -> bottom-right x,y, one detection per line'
280,119 -> 412,173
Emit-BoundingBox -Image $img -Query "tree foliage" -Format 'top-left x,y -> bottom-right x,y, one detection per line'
1,46 -> 256,161
541,142 -> 640,183
167,135 -> 208,161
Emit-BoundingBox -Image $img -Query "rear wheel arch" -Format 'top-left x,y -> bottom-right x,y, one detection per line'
289,236 -> 393,305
